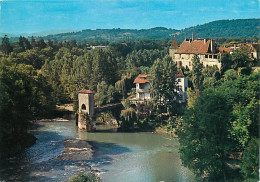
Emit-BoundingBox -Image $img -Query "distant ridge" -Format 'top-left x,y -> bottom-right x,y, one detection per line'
7,18 -> 259,42
176,19 -> 260,39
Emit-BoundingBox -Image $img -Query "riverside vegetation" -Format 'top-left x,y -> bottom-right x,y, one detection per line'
0,34 -> 259,181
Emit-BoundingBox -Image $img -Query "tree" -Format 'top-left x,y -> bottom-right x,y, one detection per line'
37,38 -> 47,49
223,69 -> 237,81
191,55 -> 203,93
219,52 -> 232,74
177,90 -> 233,180
0,58 -> 55,145
94,81 -> 109,107
107,85 -> 117,104
231,48 -> 250,70
240,138 -> 259,180
120,107 -> 137,130
31,36 -> 37,48
149,56 -> 177,115
1,35 -> 13,55
19,36 -> 26,52
177,71 -> 260,180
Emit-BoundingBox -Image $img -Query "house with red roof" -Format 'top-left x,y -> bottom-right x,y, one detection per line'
133,70 -> 188,103
133,74 -> 151,100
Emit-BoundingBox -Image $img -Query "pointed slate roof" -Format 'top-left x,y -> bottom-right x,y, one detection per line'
170,37 -> 178,49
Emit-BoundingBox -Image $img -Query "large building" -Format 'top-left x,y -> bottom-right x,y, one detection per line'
133,70 -> 188,103
170,37 -> 221,70
170,35 -> 260,70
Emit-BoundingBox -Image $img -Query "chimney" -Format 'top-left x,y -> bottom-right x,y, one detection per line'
210,39 -> 213,53
192,32 -> 194,41
204,39 -> 207,44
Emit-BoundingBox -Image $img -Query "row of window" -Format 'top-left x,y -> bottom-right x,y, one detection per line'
176,54 -> 218,59
205,55 -> 218,59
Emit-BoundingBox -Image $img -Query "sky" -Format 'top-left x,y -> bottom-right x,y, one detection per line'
0,0 -> 259,35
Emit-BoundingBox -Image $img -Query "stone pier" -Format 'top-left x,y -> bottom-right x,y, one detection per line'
78,90 -> 96,131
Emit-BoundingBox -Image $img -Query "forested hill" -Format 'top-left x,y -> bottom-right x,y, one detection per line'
8,18 -> 259,42
177,19 -> 260,39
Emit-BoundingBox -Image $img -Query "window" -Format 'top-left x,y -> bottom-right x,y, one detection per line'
205,55 -> 208,58
178,86 -> 182,91
209,55 -> 212,58
81,104 -> 86,110
140,84 -> 144,89
185,87 -> 187,91
213,55 -> 217,59
177,78 -> 181,82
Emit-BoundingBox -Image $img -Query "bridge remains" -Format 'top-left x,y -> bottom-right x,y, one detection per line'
78,90 -> 122,131
78,90 -> 95,131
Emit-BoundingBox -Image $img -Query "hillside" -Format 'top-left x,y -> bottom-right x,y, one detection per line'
38,27 -> 178,42
8,18 -> 259,42
176,19 -> 260,39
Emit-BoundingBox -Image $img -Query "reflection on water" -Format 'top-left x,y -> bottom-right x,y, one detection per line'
0,120 -> 194,182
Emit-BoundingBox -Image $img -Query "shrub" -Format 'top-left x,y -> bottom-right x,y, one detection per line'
67,173 -> 101,182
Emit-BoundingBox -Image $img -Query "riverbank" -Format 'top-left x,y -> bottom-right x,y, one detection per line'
155,127 -> 178,137
0,132 -> 37,159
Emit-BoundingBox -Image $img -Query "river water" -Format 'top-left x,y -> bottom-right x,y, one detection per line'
0,118 -> 194,182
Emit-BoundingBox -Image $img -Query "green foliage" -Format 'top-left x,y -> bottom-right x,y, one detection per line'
177,71 -> 260,180
191,55 -> 203,92
94,81 -> 109,107
231,48 -> 250,70
67,173 -> 101,182
203,77 -> 217,89
224,69 -> 237,81
115,73 -> 137,99
149,56 -> 177,114
240,138 -> 259,180
120,107 -> 137,130
219,52 -> 232,74
177,90 -> 233,180
96,112 -> 114,125
126,49 -> 165,68
186,88 -> 198,109
0,58 -> 55,144
1,35 -> 13,54
178,19 -> 259,40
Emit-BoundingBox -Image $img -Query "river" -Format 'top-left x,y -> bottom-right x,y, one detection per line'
0,117 -> 195,182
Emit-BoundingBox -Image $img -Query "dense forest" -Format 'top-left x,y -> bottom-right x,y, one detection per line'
0,34 -> 259,181
7,19 -> 260,43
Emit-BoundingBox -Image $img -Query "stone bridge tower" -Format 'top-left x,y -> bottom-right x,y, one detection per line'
78,90 -> 96,131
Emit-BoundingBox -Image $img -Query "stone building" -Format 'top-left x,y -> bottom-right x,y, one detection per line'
170,36 -> 221,69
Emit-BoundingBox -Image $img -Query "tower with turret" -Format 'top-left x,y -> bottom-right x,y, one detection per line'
169,37 -> 178,60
